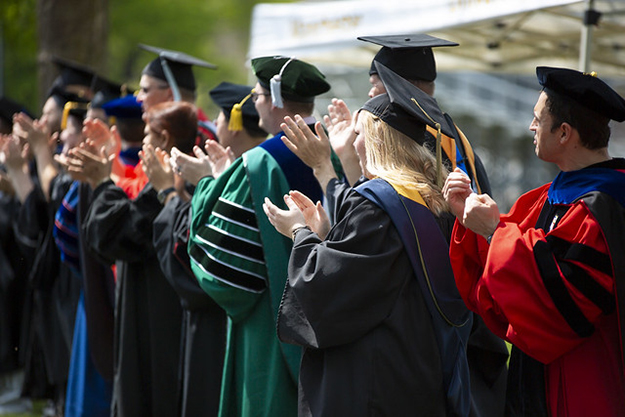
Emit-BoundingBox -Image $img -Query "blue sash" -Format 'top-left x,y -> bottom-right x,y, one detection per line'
259,132 -> 323,204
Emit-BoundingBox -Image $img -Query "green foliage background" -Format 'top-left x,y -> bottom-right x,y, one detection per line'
1,0 -> 38,114
1,0 -> 290,118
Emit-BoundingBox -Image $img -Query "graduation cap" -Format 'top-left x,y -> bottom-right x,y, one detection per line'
0,97 -> 32,126
209,82 -> 265,135
537,66 -> 625,122
48,56 -> 99,100
101,95 -> 143,120
362,61 -> 456,186
139,44 -> 217,102
90,77 -> 124,109
251,56 -> 331,108
358,34 -> 458,82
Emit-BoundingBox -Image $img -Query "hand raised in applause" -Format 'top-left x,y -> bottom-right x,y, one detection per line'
263,190 -> 330,240
0,133 -> 33,202
83,118 -> 121,157
324,98 -> 361,185
0,133 -> 29,173
140,144 -> 174,193
64,139 -> 114,188
13,112 -> 53,153
280,115 -> 337,192
170,139 -> 235,186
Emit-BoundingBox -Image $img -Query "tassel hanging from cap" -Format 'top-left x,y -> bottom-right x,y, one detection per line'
270,57 -> 296,108
270,75 -> 283,108
61,101 -> 88,130
434,123 -> 443,188
228,92 -> 252,132
411,97 -> 444,188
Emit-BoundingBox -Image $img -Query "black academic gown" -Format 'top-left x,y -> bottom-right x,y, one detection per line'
15,174 -> 81,399
152,196 -> 226,417
83,180 -> 182,417
278,179 -> 447,416
77,183 -> 115,381
0,193 -> 29,374
327,177 -> 508,417
426,115 -> 509,417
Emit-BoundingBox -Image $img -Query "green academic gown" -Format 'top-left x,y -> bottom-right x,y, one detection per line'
189,135 -> 327,417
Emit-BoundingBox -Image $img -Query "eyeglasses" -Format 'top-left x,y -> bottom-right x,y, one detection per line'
251,89 -> 271,103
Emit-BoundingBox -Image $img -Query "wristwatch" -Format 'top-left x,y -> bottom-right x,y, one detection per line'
157,187 -> 175,205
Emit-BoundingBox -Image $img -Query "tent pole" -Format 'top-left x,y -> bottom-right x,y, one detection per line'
579,0 -> 600,72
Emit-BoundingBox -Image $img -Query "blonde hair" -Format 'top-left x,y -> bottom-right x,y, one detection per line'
360,110 -> 449,216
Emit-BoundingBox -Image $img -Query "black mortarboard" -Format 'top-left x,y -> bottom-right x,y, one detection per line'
48,57 -> 99,100
0,97 -> 32,125
536,66 -> 625,122
139,44 -> 217,100
209,82 -> 265,135
362,61 -> 455,186
101,95 -> 143,120
251,56 -> 331,108
90,77 -> 123,109
358,34 -> 458,82
51,57 -> 97,89
364,61 -> 455,140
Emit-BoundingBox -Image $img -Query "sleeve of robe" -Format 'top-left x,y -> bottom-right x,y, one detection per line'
83,180 -> 162,265
450,184 -> 615,364
153,195 -> 221,311
277,190 -> 409,349
188,159 -> 267,322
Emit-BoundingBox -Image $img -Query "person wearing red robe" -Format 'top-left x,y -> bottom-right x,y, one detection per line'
443,66 -> 625,417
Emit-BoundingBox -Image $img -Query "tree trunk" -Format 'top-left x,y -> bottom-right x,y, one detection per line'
36,0 -> 108,103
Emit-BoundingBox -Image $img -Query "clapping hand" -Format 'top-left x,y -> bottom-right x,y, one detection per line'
140,144 -> 174,192
64,139 -> 114,188
169,140 -> 235,186
263,190 -> 330,240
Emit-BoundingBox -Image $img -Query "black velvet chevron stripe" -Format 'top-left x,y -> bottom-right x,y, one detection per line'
545,235 -> 612,276
534,240 -> 595,338
557,261 -> 615,315
213,198 -> 257,229
204,226 -> 264,263
189,244 -> 266,292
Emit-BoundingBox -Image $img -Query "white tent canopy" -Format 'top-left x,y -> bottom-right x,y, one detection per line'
249,0 -> 625,76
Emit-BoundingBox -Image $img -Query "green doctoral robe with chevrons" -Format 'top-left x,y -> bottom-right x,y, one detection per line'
189,135 -> 327,417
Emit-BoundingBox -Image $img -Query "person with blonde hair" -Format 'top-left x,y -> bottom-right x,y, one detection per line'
262,63 -> 473,416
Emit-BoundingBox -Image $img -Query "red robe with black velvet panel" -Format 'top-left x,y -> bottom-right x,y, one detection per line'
450,177 -> 625,417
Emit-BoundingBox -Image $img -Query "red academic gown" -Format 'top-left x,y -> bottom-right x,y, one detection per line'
450,159 -> 625,417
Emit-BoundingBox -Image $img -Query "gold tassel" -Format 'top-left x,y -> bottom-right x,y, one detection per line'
411,98 -> 444,188
435,123 -> 443,189
61,101 -> 89,130
228,93 -> 252,131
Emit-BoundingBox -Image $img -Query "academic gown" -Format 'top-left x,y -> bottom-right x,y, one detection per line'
326,177 -> 508,417
450,158 -> 625,417
278,178 -> 454,417
0,193 -> 29,374
83,180 -> 182,417
15,174 -> 81,399
188,131 -> 332,417
153,196 -> 226,417
55,181 -> 112,417
427,117 -> 508,417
